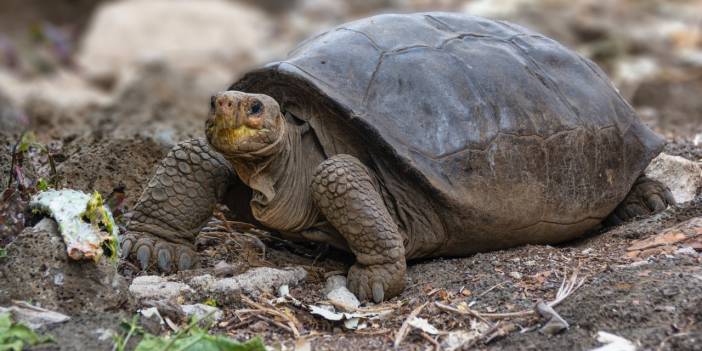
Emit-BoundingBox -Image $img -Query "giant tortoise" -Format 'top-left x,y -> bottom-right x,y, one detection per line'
121,13 -> 673,302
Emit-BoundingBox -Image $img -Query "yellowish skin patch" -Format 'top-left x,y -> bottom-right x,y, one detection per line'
209,113 -> 267,145
227,124 -> 263,140
214,125 -> 269,146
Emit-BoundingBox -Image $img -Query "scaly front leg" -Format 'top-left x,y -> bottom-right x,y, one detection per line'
311,154 -> 406,302
121,138 -> 234,273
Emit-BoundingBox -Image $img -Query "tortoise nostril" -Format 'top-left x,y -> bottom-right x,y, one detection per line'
227,102 -> 232,108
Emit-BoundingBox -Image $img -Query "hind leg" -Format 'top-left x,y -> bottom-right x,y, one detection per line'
606,175 -> 675,225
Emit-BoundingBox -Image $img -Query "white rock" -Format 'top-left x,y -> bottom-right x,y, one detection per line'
324,275 -> 348,293
129,275 -> 194,301
0,69 -> 111,111
131,267 -> 306,303
441,330 -> 480,351
693,133 -> 702,147
77,0 -> 273,82
0,302 -> 70,330
191,267 -> 307,295
645,153 -> 702,204
181,304 -> 223,322
324,275 -> 360,311
139,307 -> 164,325
462,0 -> 538,18
614,57 -> 659,87
589,331 -> 636,351
408,317 -> 440,335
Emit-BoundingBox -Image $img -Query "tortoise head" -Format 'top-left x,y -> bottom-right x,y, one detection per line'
205,91 -> 284,155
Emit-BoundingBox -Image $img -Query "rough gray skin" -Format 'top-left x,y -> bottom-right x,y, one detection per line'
122,13 -> 674,302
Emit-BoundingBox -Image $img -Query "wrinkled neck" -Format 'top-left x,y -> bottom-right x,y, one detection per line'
225,122 -> 319,232
224,122 -> 289,197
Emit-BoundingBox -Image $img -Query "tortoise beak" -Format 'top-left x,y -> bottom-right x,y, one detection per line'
212,93 -> 244,128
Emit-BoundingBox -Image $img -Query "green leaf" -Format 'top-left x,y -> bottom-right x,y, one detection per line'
134,332 -> 266,351
37,178 -> 50,191
0,312 -> 12,331
203,299 -> 219,307
0,312 -> 53,350
0,247 -> 6,259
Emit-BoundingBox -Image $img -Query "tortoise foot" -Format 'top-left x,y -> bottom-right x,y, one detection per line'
607,176 -> 675,225
347,261 -> 406,303
121,232 -> 197,273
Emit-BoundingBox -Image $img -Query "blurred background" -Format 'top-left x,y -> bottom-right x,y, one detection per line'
0,0 -> 701,206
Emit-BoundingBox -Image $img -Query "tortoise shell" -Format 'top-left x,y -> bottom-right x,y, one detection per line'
231,13 -> 664,257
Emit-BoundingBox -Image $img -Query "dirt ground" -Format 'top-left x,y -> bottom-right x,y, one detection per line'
1,1 -> 701,350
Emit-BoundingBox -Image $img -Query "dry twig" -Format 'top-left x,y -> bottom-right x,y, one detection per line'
394,302 -> 427,348
420,331 -> 440,351
254,314 -> 294,334
241,296 -> 302,338
436,268 -> 585,320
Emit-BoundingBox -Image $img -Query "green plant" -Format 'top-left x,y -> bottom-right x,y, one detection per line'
0,312 -> 53,351
203,299 -> 219,308
113,314 -> 266,351
8,131 -> 59,191
112,315 -> 142,351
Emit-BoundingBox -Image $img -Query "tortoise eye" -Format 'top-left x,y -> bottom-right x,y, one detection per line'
249,100 -> 263,115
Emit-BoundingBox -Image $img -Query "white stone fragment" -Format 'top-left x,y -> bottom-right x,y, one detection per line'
0,302 -> 70,330
129,275 -> 194,301
131,267 -> 307,303
645,153 -> 702,204
442,330 -> 481,351
408,317 -> 440,335
324,275 -> 360,311
191,267 -> 307,295
139,307 -> 164,325
180,304 -> 223,322
590,331 -> 636,351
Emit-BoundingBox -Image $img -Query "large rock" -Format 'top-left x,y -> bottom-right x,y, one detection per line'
129,267 -> 307,304
645,153 -> 702,204
77,0 -> 274,86
0,219 -> 128,315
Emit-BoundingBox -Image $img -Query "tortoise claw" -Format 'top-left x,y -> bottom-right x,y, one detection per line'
645,194 -> 666,212
177,252 -> 194,271
347,261 -> 405,303
157,248 -> 172,273
372,281 -> 384,304
120,238 -> 133,259
121,232 -> 197,273
137,245 -> 151,270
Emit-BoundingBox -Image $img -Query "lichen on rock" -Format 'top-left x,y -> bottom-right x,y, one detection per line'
29,189 -> 119,262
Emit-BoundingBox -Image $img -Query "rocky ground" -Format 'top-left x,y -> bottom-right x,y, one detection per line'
0,0 -> 701,350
